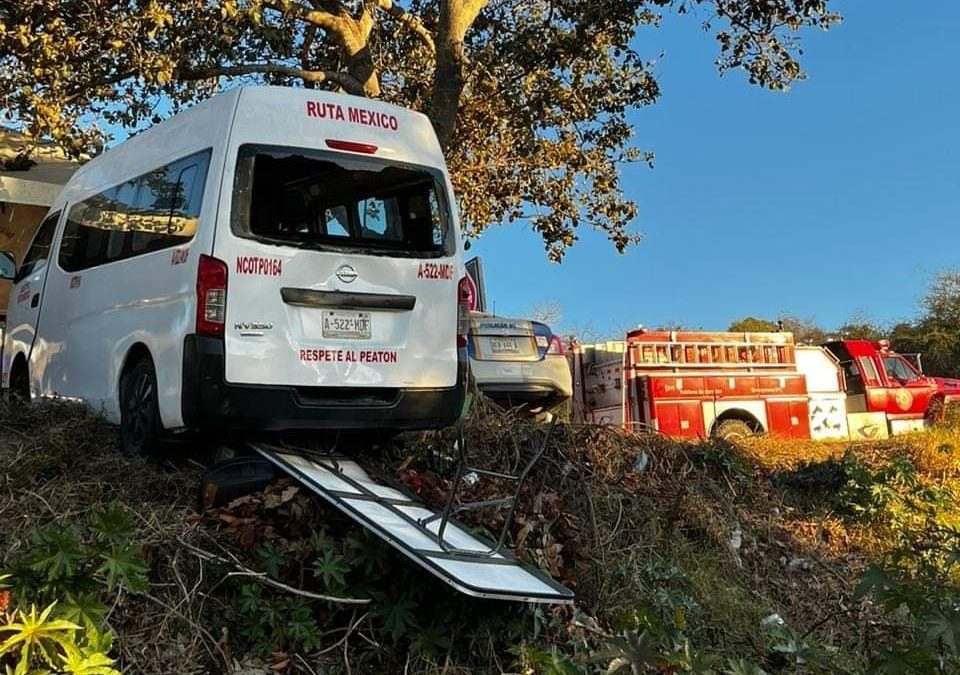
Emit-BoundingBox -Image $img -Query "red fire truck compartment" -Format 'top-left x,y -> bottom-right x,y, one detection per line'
570,330 -> 960,441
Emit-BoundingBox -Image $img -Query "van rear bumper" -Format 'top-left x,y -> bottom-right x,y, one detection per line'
181,335 -> 465,432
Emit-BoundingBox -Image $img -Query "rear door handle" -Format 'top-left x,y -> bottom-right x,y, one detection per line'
30,293 -> 39,308
280,287 -> 416,311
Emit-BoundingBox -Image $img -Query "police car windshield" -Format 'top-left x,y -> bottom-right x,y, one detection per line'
232,144 -> 451,256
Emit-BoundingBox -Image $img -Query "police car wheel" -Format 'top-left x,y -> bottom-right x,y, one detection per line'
120,357 -> 162,457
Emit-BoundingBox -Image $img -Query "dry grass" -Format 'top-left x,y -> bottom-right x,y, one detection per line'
0,401 -> 223,674
2,399 -> 958,673
742,426 -> 960,476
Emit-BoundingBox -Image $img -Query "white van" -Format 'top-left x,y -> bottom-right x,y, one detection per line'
0,87 -> 469,455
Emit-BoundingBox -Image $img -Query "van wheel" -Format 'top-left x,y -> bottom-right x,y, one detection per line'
714,419 -> 754,442
120,357 -> 162,457
8,361 -> 30,406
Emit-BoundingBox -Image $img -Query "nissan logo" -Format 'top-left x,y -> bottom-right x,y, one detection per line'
336,264 -> 358,283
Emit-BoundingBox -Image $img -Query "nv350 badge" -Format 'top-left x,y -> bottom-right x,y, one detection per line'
235,321 -> 274,336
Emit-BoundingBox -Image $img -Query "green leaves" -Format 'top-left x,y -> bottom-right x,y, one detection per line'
848,471 -> 960,673
345,531 -> 391,578
94,545 -> 148,593
372,593 -> 418,642
725,658 -> 767,675
283,599 -> 322,653
1,501 -> 148,671
0,0 -> 840,260
512,644 -> 585,675
853,567 -> 896,603
29,527 -> 85,583
254,542 -> 286,579
0,603 -> 119,675
924,608 -> 960,654
310,550 -> 349,592
591,629 -> 659,673
89,504 -> 136,545
868,647 -> 936,675
58,593 -> 107,630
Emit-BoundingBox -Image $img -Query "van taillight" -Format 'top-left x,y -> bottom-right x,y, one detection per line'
546,335 -> 565,356
197,255 -> 228,337
457,276 -> 475,348
325,139 -> 378,154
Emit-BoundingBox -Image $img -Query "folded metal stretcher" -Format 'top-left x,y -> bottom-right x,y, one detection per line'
251,423 -> 573,604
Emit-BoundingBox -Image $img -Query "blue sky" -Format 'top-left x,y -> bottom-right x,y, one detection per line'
470,2 -> 960,335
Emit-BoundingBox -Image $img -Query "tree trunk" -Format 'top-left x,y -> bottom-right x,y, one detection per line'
430,0 -> 487,150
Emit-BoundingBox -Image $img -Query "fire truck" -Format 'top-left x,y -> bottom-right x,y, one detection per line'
570,330 -> 960,441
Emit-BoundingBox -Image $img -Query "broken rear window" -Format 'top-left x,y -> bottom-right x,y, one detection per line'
231,144 -> 452,257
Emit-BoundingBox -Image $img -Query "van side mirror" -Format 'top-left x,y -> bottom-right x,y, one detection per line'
0,252 -> 15,281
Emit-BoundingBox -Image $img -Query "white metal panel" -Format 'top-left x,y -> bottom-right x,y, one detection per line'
808,393 -> 849,440
0,176 -> 65,207
889,418 -> 925,436
255,445 -> 574,604
796,346 -> 843,394
586,404 -> 625,427
847,412 -> 889,440
584,360 -> 625,409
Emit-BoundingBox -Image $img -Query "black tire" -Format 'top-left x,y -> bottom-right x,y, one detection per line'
120,356 -> 162,457
925,397 -> 946,426
8,360 -> 30,406
714,418 -> 754,442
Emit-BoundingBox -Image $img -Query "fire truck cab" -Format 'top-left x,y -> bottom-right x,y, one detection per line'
571,330 -> 960,441
822,339 -> 960,434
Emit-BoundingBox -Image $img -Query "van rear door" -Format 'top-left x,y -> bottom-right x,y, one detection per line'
218,144 -> 459,391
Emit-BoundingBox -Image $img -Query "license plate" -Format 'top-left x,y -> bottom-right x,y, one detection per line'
322,310 -> 371,339
490,338 -> 521,354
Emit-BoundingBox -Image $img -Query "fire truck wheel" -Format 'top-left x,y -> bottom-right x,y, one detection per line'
714,419 -> 754,442
925,397 -> 946,426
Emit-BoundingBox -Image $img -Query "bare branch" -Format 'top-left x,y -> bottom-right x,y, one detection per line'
264,0 -> 381,96
300,25 -> 318,72
179,540 -> 372,605
376,0 -> 435,53
176,62 -> 365,95
264,0 -> 342,32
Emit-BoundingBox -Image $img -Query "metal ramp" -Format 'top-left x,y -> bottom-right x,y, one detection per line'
251,441 -> 574,604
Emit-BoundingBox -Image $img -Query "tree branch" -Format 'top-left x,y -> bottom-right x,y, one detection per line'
264,0 -> 381,96
376,0 -> 435,53
179,540 -> 371,605
429,0 -> 490,148
177,62 -> 366,95
264,0 -> 342,32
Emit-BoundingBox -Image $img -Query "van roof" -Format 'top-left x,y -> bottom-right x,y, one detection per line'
58,86 -> 445,208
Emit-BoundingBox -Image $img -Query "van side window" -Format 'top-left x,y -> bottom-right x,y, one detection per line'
17,211 -> 61,282
58,149 -> 211,272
